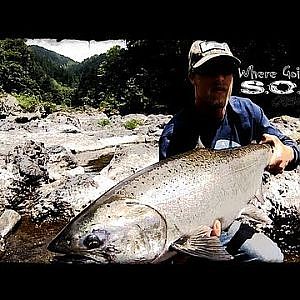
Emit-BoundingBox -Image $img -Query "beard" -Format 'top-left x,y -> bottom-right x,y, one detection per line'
205,90 -> 229,109
205,80 -> 233,109
194,79 -> 233,119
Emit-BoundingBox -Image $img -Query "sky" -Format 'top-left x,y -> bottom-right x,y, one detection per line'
25,39 -> 127,62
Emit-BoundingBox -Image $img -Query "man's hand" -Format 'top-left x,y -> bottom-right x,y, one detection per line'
210,219 -> 221,237
202,220 -> 222,237
260,133 -> 294,175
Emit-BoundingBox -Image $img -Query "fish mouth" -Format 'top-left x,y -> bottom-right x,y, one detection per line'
50,252 -> 110,264
47,236 -> 113,264
47,235 -> 71,255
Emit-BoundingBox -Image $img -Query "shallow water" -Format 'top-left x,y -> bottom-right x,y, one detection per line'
1,216 -> 67,264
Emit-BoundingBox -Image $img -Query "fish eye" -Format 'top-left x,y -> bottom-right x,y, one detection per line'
83,233 -> 104,249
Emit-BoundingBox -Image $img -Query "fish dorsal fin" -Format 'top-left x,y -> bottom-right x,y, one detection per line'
170,226 -> 233,261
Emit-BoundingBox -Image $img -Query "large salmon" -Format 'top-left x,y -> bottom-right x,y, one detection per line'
48,144 -> 272,263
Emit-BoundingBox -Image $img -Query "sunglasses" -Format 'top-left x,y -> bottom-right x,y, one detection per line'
194,61 -> 236,76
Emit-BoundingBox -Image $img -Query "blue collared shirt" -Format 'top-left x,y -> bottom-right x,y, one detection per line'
159,96 -> 300,170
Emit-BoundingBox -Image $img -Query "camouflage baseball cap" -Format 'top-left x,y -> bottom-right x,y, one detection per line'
188,40 -> 241,73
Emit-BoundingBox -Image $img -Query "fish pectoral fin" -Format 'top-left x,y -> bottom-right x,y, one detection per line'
170,227 -> 233,261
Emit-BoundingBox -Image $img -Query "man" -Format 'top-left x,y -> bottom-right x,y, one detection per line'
159,40 -> 300,262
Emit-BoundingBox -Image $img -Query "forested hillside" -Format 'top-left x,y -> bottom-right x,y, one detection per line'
29,45 -> 80,87
1,38 -> 300,117
0,39 -> 193,115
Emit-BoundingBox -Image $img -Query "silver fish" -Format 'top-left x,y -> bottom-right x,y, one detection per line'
48,144 -> 272,263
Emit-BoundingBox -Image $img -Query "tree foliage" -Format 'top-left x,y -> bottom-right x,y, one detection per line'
0,38 -> 195,115
1,38 -> 299,117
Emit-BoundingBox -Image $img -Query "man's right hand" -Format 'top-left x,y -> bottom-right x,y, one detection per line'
260,133 -> 294,175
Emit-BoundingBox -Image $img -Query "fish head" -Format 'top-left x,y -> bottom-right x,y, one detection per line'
48,200 -> 167,264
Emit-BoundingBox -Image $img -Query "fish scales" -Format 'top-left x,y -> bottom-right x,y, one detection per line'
109,144 -> 271,243
48,143 -> 272,263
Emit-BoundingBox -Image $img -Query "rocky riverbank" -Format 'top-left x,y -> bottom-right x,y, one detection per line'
0,94 -> 299,262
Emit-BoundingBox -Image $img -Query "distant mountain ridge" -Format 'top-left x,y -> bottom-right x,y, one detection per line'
29,45 -> 78,67
28,44 -> 106,89
28,44 -> 106,82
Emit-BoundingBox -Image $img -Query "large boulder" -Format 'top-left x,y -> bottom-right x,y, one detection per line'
0,94 -> 23,118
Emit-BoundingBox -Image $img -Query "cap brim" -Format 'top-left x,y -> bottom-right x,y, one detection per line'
192,54 -> 241,70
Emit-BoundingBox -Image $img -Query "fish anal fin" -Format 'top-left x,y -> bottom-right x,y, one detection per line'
170,226 -> 233,261
238,204 -> 272,225
248,186 -> 266,206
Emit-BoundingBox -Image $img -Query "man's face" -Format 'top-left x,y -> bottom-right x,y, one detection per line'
190,59 -> 234,111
